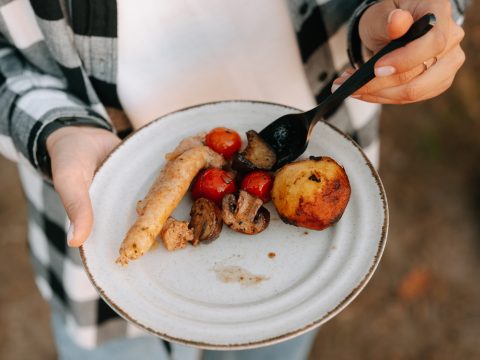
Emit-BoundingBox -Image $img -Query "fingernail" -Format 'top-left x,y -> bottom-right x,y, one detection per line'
331,83 -> 340,93
387,9 -> 403,24
339,70 -> 354,79
351,95 -> 362,99
375,66 -> 396,77
67,223 -> 75,246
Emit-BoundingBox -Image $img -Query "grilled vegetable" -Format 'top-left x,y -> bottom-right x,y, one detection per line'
271,156 -> 350,231
222,190 -> 270,234
231,130 -> 276,172
191,168 -> 237,205
240,170 -> 273,203
205,127 -> 242,159
189,198 -> 223,245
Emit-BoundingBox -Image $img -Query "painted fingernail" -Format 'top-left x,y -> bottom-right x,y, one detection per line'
388,9 -> 403,24
375,66 -> 396,77
67,223 -> 75,246
331,83 -> 340,93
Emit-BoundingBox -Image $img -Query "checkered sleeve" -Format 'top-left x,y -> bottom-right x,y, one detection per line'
0,34 -> 112,175
451,0 -> 467,24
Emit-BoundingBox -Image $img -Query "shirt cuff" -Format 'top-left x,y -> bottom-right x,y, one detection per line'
347,0 -> 380,69
34,109 -> 113,178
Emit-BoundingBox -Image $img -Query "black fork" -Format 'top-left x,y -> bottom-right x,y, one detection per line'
259,13 -> 437,169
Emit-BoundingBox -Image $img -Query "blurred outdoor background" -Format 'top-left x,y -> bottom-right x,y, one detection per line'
1,4 -> 479,360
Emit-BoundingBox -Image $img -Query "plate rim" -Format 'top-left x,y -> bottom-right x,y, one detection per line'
79,100 -> 389,350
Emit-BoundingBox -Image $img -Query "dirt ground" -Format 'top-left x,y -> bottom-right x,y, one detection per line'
1,6 -> 479,360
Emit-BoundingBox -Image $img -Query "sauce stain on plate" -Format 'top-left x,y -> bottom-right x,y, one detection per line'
213,265 -> 268,286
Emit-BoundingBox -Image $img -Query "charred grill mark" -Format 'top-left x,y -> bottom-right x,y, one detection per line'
333,179 -> 340,190
330,213 -> 344,224
200,222 -> 207,237
278,213 -> 299,226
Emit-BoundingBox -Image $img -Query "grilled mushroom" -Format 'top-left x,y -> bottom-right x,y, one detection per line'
189,198 -> 223,246
231,130 -> 276,172
222,190 -> 270,234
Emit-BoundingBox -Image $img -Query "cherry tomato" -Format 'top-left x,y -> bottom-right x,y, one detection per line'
206,127 -> 242,159
191,168 -> 237,204
240,171 -> 273,203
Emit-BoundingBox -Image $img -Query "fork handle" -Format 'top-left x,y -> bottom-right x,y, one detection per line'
310,13 -> 436,123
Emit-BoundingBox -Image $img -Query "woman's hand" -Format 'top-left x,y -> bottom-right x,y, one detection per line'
47,126 -> 120,247
333,0 -> 465,104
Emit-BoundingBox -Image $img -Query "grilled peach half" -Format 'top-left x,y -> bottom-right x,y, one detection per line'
271,156 -> 351,230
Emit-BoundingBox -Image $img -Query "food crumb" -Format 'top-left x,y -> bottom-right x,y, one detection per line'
304,231 -> 309,235
268,252 -> 276,259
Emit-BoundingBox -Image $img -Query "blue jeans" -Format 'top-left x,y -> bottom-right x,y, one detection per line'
51,314 -> 318,360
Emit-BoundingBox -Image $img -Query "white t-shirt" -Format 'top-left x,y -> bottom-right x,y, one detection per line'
116,0 -> 316,129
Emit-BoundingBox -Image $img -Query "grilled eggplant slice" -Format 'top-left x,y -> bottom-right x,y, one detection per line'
231,130 -> 276,172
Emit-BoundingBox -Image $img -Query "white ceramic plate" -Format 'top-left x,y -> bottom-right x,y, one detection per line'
81,101 -> 388,350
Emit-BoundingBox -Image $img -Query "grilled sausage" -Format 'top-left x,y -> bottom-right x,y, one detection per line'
116,145 -> 225,265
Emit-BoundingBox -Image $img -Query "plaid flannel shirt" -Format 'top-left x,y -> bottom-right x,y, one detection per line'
0,0 -> 466,351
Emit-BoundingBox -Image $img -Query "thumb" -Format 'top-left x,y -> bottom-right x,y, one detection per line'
386,9 -> 414,40
360,4 -> 414,52
54,169 -> 94,247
